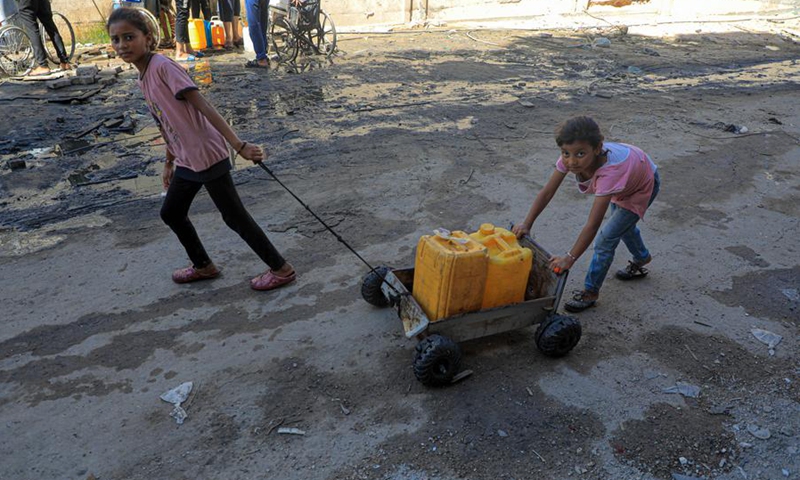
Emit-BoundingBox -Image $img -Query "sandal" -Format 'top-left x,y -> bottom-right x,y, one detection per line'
251,269 -> 296,291
245,59 -> 269,68
564,290 -> 597,313
172,264 -> 221,284
616,257 -> 651,281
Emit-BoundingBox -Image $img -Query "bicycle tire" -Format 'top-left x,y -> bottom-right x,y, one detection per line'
270,17 -> 298,63
313,10 -> 336,57
41,12 -> 75,64
0,25 -> 35,77
135,7 -> 162,49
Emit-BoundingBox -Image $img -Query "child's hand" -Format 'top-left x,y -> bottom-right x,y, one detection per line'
238,142 -> 265,163
162,162 -> 175,190
511,223 -> 531,239
549,255 -> 574,273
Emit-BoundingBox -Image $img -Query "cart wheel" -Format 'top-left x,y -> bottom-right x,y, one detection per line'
535,314 -> 582,357
413,334 -> 462,386
360,265 -> 390,307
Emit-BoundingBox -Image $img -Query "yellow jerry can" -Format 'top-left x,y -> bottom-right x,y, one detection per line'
469,223 -> 533,309
188,19 -> 208,50
412,229 -> 488,322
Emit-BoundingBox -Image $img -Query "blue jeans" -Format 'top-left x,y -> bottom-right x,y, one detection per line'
246,0 -> 269,60
585,170 -> 661,293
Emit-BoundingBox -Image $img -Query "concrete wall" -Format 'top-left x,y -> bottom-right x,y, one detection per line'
52,0 -> 800,36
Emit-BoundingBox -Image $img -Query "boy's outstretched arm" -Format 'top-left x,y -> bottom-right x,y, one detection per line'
549,195 -> 611,272
183,90 -> 266,163
512,169 -> 566,238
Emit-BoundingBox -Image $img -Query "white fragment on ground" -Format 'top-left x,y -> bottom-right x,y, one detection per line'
497,429 -> 508,437
782,288 -> 799,302
277,427 -> 306,435
159,381 -> 193,425
747,424 -> 771,440
662,382 -> 701,398
751,328 -> 782,356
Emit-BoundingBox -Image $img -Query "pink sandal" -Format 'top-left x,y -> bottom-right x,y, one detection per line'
172,264 -> 221,284
250,269 -> 296,291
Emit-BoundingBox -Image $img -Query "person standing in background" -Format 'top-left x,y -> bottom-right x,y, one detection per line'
244,0 -> 269,68
218,0 -> 243,48
174,0 -> 204,60
16,0 -> 71,75
191,0 -> 211,19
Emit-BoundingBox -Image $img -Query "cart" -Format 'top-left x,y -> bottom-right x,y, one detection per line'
360,235 -> 582,386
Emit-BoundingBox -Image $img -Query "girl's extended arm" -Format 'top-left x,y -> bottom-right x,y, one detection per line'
549,195 -> 612,272
512,169 -> 566,238
183,90 -> 265,162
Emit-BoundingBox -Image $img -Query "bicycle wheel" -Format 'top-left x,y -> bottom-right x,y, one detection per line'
312,10 -> 335,57
0,26 -> 35,76
270,17 -> 299,63
135,7 -> 162,49
41,12 -> 75,64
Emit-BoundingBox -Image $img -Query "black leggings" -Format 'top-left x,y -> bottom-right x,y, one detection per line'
17,0 -> 68,66
174,0 -> 190,43
160,172 -> 286,271
218,0 -> 241,22
191,0 -> 211,19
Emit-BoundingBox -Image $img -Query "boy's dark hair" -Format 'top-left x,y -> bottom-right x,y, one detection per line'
555,116 -> 604,148
107,7 -> 156,50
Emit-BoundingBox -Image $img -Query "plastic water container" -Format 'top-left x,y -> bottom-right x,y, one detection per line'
469,223 -> 533,309
210,16 -> 225,47
412,229 -> 488,322
242,27 -> 254,52
188,19 -> 207,50
204,20 -> 212,47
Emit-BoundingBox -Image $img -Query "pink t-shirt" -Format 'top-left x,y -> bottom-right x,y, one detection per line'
556,142 -> 657,218
138,54 -> 229,172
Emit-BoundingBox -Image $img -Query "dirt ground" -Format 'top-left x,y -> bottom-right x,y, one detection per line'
0,19 -> 799,480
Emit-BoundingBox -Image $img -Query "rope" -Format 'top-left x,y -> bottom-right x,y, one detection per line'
256,162 -> 403,297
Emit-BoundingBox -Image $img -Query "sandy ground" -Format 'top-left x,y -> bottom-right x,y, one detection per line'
0,20 -> 799,480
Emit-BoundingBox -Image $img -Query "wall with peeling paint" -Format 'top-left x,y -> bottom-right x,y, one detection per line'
51,0 -> 800,33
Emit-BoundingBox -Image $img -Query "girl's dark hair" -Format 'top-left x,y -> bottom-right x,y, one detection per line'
107,7 -> 156,50
555,116 -> 604,148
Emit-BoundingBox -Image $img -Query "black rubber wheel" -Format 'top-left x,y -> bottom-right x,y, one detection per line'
269,18 -> 299,63
413,335 -> 462,386
360,266 -> 390,307
535,314 -> 582,357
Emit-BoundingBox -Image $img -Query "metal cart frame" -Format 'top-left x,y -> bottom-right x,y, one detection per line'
361,235 -> 582,386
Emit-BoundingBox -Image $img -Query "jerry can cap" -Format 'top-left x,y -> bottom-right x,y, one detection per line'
479,223 -> 496,236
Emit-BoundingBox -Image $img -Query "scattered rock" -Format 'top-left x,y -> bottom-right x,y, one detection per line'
594,37 -> 611,48
498,429 -> 508,437
76,65 -> 99,77
627,66 -> 643,75
779,425 -> 793,437
7,158 -> 26,170
672,473 -> 704,480
46,77 -> 73,90
747,424 -> 771,440
71,76 -> 98,86
679,456 -> 689,465
662,382 -> 701,398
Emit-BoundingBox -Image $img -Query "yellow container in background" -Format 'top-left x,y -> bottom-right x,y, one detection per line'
188,19 -> 208,50
412,229 -> 488,322
469,223 -> 533,309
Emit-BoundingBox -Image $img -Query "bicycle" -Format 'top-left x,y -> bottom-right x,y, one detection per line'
41,11 -> 75,64
269,0 -> 336,64
0,13 -> 34,76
